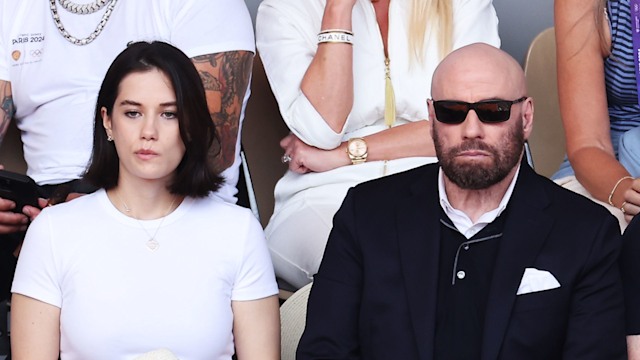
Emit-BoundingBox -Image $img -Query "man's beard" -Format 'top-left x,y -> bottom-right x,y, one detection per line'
434,122 -> 525,190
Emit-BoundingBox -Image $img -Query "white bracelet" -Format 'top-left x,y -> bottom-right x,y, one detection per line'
319,29 -> 353,35
318,32 -> 353,45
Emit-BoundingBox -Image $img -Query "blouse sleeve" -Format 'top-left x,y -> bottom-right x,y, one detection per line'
451,0 -> 501,49
256,0 -> 347,150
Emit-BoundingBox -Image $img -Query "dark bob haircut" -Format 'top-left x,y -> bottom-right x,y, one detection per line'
84,41 -> 223,197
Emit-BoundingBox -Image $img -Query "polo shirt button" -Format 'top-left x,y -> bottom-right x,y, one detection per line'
457,270 -> 466,279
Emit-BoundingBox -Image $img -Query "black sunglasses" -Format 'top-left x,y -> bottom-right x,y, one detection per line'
431,97 -> 527,124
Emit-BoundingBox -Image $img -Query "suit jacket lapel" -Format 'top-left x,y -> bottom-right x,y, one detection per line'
481,164 -> 555,360
397,165 -> 441,360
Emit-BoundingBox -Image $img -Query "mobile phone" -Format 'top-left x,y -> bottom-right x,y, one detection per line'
0,170 -> 40,213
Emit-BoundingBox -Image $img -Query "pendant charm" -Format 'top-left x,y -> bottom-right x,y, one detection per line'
146,239 -> 160,252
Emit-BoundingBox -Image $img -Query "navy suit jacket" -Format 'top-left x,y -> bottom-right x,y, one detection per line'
297,162 -> 626,360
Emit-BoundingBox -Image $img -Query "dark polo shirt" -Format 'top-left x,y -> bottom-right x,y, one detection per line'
434,209 -> 508,360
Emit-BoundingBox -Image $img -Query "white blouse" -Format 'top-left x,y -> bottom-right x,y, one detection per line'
256,0 -> 500,216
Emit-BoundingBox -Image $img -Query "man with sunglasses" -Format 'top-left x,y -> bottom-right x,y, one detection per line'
297,43 -> 626,359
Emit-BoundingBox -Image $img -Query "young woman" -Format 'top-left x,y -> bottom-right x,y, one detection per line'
10,41 -> 279,360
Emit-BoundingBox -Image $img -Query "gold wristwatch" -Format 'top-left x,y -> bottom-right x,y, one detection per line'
347,137 -> 368,165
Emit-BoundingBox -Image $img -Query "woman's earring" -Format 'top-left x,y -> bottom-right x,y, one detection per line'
107,133 -> 113,141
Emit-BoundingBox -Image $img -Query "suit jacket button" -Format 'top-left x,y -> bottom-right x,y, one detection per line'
457,270 -> 466,279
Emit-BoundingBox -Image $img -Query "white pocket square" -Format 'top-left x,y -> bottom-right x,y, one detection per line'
516,267 -> 561,295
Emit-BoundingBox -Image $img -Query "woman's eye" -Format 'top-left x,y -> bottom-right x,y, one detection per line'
162,111 -> 177,119
125,111 -> 141,118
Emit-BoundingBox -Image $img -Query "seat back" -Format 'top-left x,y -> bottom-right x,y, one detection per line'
280,282 -> 312,360
0,120 -> 27,174
241,53 -> 290,227
523,27 -> 565,178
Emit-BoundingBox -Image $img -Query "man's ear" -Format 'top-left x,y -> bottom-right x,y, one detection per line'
427,99 -> 436,137
522,97 -> 534,140
427,99 -> 436,122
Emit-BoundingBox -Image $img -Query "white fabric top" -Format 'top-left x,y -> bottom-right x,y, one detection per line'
12,190 -> 278,360
438,165 -> 520,238
256,0 -> 501,215
0,0 -> 255,203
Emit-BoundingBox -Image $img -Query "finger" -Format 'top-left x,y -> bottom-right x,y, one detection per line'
284,143 -> 296,158
23,205 -> 42,222
291,157 -> 310,174
629,187 -> 640,203
37,198 -> 49,208
280,134 -> 294,148
292,165 -> 308,174
0,224 -> 28,235
626,214 -> 634,224
0,211 -> 29,234
623,201 -> 640,217
0,197 -> 17,212
288,159 -> 298,171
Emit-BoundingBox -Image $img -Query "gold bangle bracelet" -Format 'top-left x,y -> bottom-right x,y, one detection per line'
608,176 -> 634,207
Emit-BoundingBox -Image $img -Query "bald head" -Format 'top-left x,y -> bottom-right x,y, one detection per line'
429,43 -> 534,191
431,43 -> 526,101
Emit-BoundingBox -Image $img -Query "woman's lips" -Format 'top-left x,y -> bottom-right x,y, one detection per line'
135,149 -> 158,160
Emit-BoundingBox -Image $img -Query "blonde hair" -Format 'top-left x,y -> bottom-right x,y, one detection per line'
408,0 -> 453,64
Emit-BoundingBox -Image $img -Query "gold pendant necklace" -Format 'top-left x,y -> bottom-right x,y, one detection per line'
115,191 -> 177,252
384,57 -> 396,128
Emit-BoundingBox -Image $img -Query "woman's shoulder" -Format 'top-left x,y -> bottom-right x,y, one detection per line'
185,195 -> 266,246
38,190 -> 105,219
190,194 -> 259,224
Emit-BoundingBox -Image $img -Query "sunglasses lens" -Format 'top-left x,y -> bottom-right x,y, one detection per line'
434,102 -> 468,124
433,98 -> 522,124
475,101 -> 511,123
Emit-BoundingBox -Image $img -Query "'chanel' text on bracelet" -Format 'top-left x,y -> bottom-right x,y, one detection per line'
318,32 -> 353,45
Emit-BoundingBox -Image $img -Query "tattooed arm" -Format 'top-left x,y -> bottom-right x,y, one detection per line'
191,51 -> 254,172
0,80 -> 14,147
0,79 -> 33,235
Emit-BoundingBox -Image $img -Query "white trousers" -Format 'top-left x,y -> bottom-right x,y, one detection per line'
265,194 -> 343,289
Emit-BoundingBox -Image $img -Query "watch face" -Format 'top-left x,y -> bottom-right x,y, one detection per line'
348,139 -> 367,157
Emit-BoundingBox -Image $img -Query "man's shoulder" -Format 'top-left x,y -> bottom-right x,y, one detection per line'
521,167 -> 616,224
350,163 -> 438,198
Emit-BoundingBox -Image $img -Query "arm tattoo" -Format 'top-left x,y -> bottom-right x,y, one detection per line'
192,51 -> 253,172
0,81 -> 15,146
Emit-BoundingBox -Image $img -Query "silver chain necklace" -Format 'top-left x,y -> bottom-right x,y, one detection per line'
49,0 -> 119,46
116,192 -> 178,252
58,0 -> 108,14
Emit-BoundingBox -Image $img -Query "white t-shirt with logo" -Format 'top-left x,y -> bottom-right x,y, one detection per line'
0,0 -> 255,203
